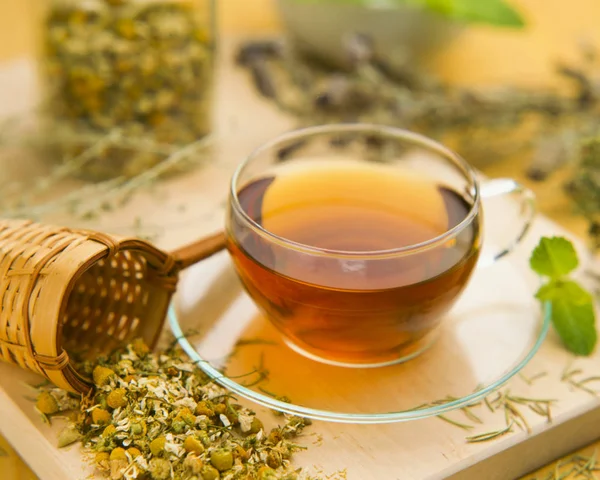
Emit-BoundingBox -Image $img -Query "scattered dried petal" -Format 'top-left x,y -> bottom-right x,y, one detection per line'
57,423 -> 81,448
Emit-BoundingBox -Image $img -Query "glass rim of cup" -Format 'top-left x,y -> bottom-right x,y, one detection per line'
229,123 -> 481,260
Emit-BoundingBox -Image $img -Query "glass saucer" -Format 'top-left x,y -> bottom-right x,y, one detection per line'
170,250 -> 550,424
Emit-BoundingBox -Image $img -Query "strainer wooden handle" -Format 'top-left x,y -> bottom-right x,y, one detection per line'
0,219 -> 227,394
171,230 -> 227,270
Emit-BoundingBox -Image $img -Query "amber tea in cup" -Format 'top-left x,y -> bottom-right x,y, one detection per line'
226,125 -> 534,367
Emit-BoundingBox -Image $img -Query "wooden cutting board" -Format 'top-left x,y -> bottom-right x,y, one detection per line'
1,39 -> 600,480
1,209 -> 600,480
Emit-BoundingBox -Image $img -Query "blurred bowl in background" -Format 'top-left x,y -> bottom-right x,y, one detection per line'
276,0 -> 464,69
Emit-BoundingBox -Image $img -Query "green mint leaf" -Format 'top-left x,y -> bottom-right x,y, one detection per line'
529,236 -> 579,279
550,291 -> 597,356
535,279 -> 592,303
433,0 -> 525,27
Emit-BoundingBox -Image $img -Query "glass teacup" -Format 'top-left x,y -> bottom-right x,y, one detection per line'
225,124 -> 535,367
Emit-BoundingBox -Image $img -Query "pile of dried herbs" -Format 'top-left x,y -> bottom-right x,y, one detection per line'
41,0 -> 213,181
236,36 -> 600,166
35,339 -> 315,480
525,449 -> 600,480
235,37 -> 600,247
565,136 -> 600,249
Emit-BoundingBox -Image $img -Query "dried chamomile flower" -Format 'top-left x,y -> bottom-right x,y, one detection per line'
110,447 -> 127,461
183,453 -> 203,474
129,420 -> 146,437
36,391 -> 59,415
200,465 -> 220,480
92,408 -> 112,425
106,388 -> 128,409
183,436 -> 204,455
268,429 -> 284,446
172,407 -> 196,433
194,400 -> 214,417
130,338 -> 150,357
96,451 -> 110,469
109,447 -> 129,479
150,436 -> 166,456
127,447 -> 141,458
149,458 -> 172,480
210,448 -> 233,472
248,417 -> 264,435
93,366 -> 116,386
35,388 -> 80,418
267,450 -> 284,469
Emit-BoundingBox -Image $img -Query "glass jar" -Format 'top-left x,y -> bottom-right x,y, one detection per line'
37,0 -> 215,181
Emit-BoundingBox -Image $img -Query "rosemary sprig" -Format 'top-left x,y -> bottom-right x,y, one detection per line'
561,363 -> 583,381
75,134 -> 213,220
484,396 -> 495,413
504,399 -> 531,433
519,371 -> 548,386
437,415 -> 474,431
460,405 -> 483,424
0,123 -> 213,237
526,449 -> 600,480
239,353 -> 270,388
466,422 -> 514,443
258,387 -> 291,403
562,363 -> 600,396
432,387 -> 555,443
404,402 -> 432,412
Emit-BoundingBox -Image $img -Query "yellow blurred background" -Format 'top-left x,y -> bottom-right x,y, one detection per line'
1,0 -> 599,478
3,0 -> 600,88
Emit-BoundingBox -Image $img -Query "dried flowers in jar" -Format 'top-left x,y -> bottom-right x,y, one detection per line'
39,0 -> 215,181
36,339 -> 315,479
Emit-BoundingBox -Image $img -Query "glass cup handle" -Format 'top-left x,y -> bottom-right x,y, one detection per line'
478,178 -> 537,269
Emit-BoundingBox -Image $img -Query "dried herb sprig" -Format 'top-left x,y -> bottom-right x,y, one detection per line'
565,136 -> 600,249
525,449 -> 600,480
236,37 -> 600,246
236,37 -> 600,168
35,339 -> 318,480
519,372 -> 548,386
0,124 -> 213,230
431,387 -> 555,443
465,422 -> 514,443
561,363 -> 600,397
437,414 -> 474,431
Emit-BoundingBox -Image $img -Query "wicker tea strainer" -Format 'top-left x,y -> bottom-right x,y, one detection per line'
0,218 -> 225,394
